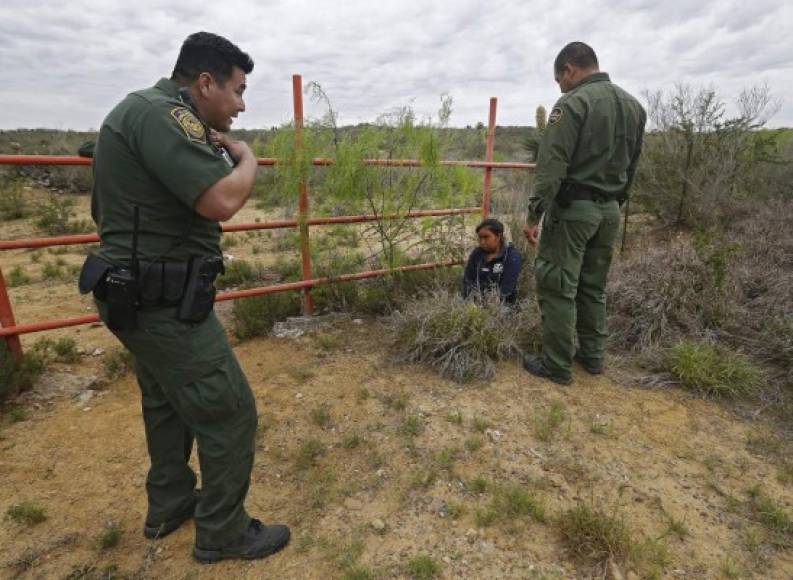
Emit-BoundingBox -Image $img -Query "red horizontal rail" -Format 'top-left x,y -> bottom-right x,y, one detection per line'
0,208 -> 481,251
0,154 -> 533,170
0,260 -> 461,338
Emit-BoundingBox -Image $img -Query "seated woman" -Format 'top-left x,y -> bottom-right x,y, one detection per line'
462,218 -> 523,304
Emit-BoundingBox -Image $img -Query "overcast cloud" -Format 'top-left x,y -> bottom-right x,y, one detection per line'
1,0 -> 791,130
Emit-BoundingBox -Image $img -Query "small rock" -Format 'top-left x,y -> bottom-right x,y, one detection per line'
371,519 -> 386,532
376,469 -> 385,478
295,393 -> 303,399
74,390 -> 95,405
465,528 -> 477,544
442,556 -> 452,564
92,348 -> 105,357
429,498 -> 448,517
478,540 -> 496,553
485,428 -> 502,443
352,319 -> 364,325
82,407 -> 92,412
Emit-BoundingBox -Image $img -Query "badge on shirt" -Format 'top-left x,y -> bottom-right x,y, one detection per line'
492,263 -> 504,274
548,107 -> 563,125
170,107 -> 206,142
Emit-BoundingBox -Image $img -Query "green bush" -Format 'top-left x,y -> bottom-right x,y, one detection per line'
406,554 -> 441,579
216,259 -> 261,289
5,501 -> 47,525
1,342 -> 45,402
35,197 -> 93,235
103,348 -> 134,379
667,340 -> 763,399
231,291 -> 301,340
0,178 -> 29,220
7,266 -> 31,287
52,337 -> 80,363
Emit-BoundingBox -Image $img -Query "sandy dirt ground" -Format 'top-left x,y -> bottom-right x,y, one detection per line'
1,192 -> 792,579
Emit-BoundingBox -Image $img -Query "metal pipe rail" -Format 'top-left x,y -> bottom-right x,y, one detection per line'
0,74 -> 535,364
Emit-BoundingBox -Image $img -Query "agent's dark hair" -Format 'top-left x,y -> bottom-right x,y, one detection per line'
172,32 -> 254,85
476,218 -> 505,236
554,42 -> 598,74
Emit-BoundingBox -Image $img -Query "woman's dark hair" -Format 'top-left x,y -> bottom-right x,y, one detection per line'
172,32 -> 254,85
475,218 -> 505,236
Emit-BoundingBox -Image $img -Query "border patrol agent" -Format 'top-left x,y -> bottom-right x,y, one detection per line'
522,42 -> 646,385
78,32 -> 290,562
463,218 -> 523,304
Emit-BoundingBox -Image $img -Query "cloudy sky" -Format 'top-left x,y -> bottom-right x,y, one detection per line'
1,0 -> 791,130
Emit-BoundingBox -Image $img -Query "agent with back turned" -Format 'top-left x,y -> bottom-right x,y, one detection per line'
78,32 -> 290,563
522,42 -> 646,385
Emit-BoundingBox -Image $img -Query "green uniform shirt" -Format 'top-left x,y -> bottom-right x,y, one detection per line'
528,72 -> 646,222
92,78 -> 232,265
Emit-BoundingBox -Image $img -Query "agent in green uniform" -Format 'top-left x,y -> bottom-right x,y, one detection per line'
522,42 -> 646,385
79,32 -> 290,562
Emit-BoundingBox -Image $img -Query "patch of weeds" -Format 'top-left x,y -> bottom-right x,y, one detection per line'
476,483 -> 546,528
220,235 -> 240,250
42,261 -> 64,280
406,554 -> 441,579
102,348 -> 134,379
534,400 -> 567,442
7,405 -> 30,423
588,414 -> 612,436
667,340 -> 763,399
557,501 -> 669,576
662,515 -> 690,541
296,438 -> 326,469
465,475 -> 489,495
310,402 -> 332,429
445,409 -> 463,425
356,387 -> 370,402
97,522 -> 122,550
216,258 -> 260,289
0,178 -> 29,220
471,415 -> 490,433
383,391 -> 409,411
433,447 -> 459,471
410,466 -> 437,490
465,436 -> 484,452
343,432 -> 363,449
447,502 -> 466,520
1,341 -> 45,400
777,462 -> 793,486
336,538 -> 365,571
342,566 -> 376,580
7,265 -> 31,287
745,432 -> 784,458
719,556 -> 744,579
6,501 -> 47,525
286,365 -> 314,384
746,485 -> 792,535
400,414 -> 422,438
232,291 -> 300,340
53,337 -> 80,363
316,332 -> 340,351
306,467 -> 336,510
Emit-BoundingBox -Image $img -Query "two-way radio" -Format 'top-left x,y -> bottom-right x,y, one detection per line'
105,205 -> 139,331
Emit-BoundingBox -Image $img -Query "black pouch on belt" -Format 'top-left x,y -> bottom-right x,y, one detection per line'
78,255 -> 112,300
177,255 -> 224,323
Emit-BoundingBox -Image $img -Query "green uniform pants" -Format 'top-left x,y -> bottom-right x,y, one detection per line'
534,199 -> 621,380
96,302 -> 257,548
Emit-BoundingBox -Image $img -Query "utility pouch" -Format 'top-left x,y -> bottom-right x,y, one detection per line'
78,255 -> 112,300
106,269 -> 138,331
138,261 -> 164,305
162,262 -> 189,304
176,255 -> 224,323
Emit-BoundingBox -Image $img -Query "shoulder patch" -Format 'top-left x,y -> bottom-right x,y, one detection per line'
170,107 -> 206,142
548,107 -> 563,125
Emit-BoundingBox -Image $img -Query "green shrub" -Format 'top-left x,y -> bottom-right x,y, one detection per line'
534,400 -> 568,442
231,291 -> 301,340
475,483 -> 546,527
35,197 -> 92,235
97,522 -> 122,550
406,554 -> 441,579
7,266 -> 31,287
216,259 -> 262,289
667,340 -> 763,399
5,501 -> 47,525
296,438 -> 326,469
0,179 -> 29,220
52,337 -> 79,363
0,342 -> 45,402
102,348 -> 134,379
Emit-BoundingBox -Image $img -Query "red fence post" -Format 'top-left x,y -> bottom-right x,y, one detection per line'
0,267 -> 23,363
292,74 -> 314,316
482,97 -> 497,218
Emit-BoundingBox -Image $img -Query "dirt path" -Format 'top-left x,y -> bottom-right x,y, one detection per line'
1,315 -> 792,579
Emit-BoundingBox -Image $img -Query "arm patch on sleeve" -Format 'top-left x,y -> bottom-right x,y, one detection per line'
548,107 -> 563,125
170,107 -> 206,142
